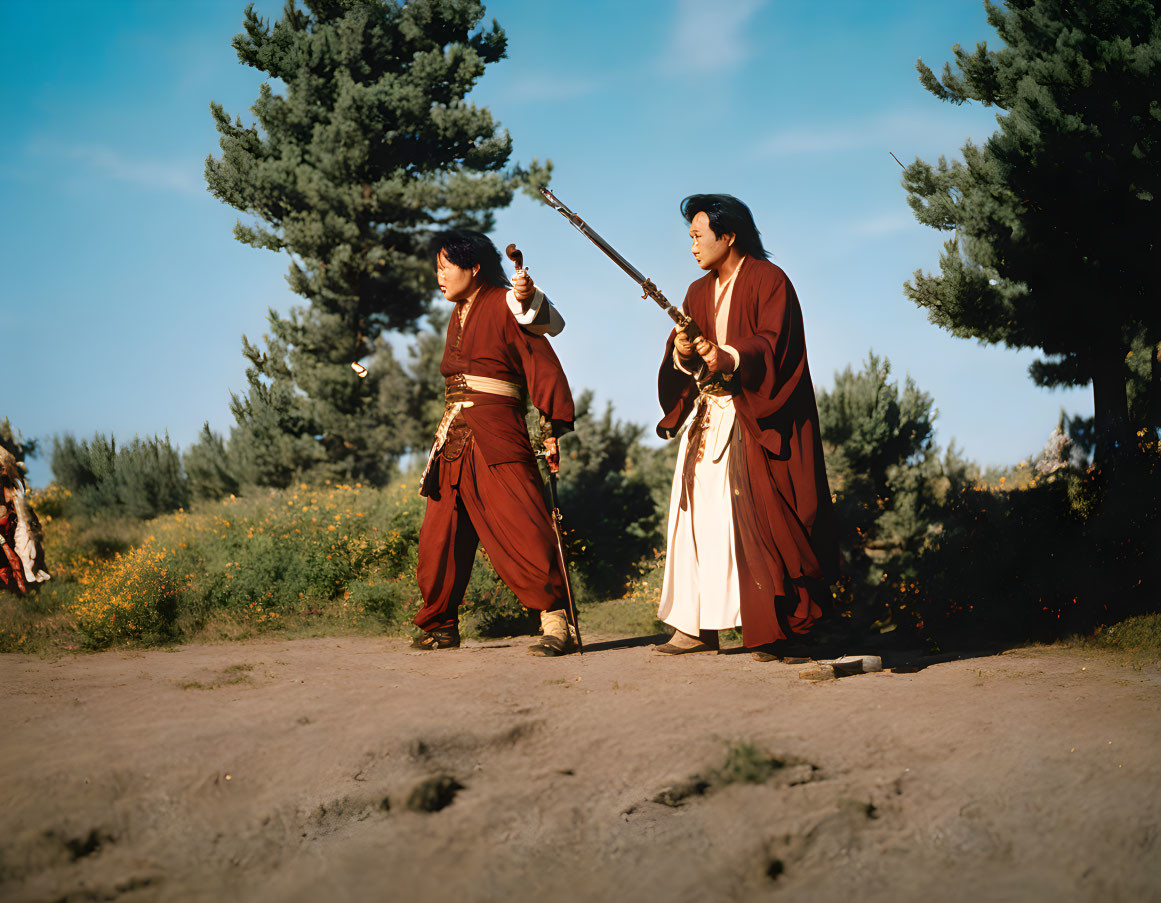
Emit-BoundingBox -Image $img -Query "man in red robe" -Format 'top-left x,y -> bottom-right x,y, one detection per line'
655,194 -> 838,660
1,481 -> 27,595
413,230 -> 576,656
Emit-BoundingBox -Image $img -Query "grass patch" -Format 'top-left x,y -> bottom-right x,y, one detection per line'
579,598 -> 666,637
1090,613 -> 1161,656
179,663 -> 257,690
653,742 -> 817,808
715,742 -> 788,785
1061,612 -> 1161,670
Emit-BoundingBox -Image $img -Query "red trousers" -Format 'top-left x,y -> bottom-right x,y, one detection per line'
414,438 -> 565,631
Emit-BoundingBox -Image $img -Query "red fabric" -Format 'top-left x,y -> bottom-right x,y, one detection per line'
0,509 -> 26,595
415,438 -> 565,630
416,283 -> 575,630
657,259 -> 839,647
441,285 -> 574,466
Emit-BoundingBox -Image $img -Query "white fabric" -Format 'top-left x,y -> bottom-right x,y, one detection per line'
506,286 -> 565,337
670,260 -> 743,375
11,485 -> 50,583
657,397 -> 742,632
657,257 -> 748,633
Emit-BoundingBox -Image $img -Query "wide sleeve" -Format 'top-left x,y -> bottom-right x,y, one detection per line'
508,317 -> 575,430
655,283 -> 703,440
730,266 -> 812,457
506,287 -> 565,337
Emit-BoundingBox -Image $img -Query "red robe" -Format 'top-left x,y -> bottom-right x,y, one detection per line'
0,503 -> 26,595
414,284 -> 575,631
658,258 -> 838,647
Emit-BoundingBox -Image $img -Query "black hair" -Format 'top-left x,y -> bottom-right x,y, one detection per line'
427,230 -> 511,289
680,194 -> 770,260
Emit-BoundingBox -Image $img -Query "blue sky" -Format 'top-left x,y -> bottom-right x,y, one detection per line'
0,0 -> 1092,488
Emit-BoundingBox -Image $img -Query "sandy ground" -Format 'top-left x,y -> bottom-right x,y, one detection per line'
1,634 -> 1159,903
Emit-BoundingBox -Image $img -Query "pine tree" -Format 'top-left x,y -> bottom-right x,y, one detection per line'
206,0 -> 549,485
902,0 -> 1161,467
184,423 -> 241,501
51,433 -> 190,519
405,307 -> 453,450
818,353 -> 968,592
550,391 -> 663,600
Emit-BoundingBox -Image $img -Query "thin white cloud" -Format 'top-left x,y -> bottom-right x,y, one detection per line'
761,124 -> 868,156
503,73 -> 598,104
848,212 -> 914,238
755,109 -> 996,161
659,0 -> 769,74
31,140 -> 200,194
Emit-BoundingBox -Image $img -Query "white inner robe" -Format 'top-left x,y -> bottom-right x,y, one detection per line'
657,259 -> 746,634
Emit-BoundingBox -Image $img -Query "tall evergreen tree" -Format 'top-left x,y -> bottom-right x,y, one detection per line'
404,306 -> 454,451
206,0 -> 549,485
902,0 -> 1161,467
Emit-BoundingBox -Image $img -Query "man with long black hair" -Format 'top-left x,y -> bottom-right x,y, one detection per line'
654,195 -> 839,659
413,230 -> 576,655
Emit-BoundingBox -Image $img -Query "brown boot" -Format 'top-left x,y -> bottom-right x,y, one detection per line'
655,629 -> 719,655
410,626 -> 460,650
528,609 -> 574,657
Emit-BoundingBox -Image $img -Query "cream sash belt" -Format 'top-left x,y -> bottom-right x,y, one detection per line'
418,374 -> 523,492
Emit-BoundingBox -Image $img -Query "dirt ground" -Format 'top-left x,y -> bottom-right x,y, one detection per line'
2,633 -> 1159,903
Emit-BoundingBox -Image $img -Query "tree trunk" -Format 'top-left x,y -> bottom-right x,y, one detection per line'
1089,347 -> 1132,468
1150,339 -> 1161,438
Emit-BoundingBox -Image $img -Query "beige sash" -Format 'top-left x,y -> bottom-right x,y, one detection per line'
418,374 -> 524,492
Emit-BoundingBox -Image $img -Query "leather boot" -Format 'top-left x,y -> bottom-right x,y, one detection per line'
528,609 -> 573,657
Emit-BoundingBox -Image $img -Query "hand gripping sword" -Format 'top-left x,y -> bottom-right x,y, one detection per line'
539,187 -> 702,341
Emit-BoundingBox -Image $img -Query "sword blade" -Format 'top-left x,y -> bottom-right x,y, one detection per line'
540,187 -> 649,285
539,187 -> 700,340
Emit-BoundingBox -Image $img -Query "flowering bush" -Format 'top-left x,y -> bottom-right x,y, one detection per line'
73,540 -> 182,646
37,476 -> 566,648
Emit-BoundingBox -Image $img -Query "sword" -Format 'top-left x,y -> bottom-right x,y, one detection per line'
538,420 -> 584,655
539,187 -> 702,340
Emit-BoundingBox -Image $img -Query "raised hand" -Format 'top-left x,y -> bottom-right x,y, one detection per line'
512,268 -> 536,304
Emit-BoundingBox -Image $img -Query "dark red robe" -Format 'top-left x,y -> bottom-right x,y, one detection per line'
414,284 -> 575,632
0,503 -> 26,595
658,258 -> 838,647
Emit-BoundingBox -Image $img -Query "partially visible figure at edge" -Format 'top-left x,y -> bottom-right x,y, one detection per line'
413,229 -> 577,656
0,447 -> 50,593
655,194 -> 839,661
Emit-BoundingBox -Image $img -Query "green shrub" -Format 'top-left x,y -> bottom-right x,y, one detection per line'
51,432 -> 190,519
184,423 -> 240,501
541,391 -> 668,602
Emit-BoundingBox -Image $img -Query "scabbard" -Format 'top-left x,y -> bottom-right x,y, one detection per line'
546,473 -> 583,654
